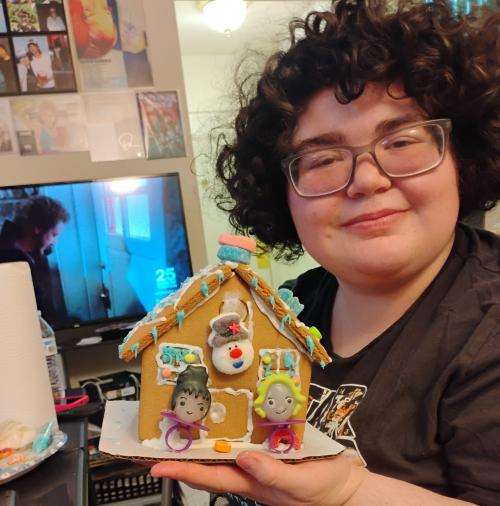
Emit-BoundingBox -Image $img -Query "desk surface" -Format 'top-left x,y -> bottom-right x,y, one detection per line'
1,419 -> 88,506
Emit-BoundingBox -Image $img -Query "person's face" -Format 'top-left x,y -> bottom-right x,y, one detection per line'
287,83 -> 459,288
28,44 -> 38,55
20,55 -> 29,67
173,391 -> 210,424
36,221 -> 64,255
263,382 -> 296,422
19,13 -> 29,24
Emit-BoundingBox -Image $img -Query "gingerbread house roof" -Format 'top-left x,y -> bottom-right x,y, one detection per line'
118,261 -> 331,366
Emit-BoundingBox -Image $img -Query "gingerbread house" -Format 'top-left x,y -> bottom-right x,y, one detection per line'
118,235 -> 331,452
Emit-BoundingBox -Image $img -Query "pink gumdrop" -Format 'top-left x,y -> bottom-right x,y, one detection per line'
162,367 -> 172,378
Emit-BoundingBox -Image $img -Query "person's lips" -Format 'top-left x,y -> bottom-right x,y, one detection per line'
342,209 -> 407,227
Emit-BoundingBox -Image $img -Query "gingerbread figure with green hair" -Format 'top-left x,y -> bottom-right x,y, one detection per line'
254,372 -> 306,453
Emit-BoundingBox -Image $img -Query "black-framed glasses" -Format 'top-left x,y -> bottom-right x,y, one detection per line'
281,118 -> 452,197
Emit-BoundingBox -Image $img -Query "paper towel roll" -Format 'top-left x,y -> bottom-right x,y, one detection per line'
0,262 -> 57,433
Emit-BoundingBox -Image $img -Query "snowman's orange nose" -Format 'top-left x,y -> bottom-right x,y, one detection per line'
230,347 -> 242,359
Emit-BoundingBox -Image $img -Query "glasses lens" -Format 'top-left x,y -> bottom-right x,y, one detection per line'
375,124 -> 445,176
290,148 -> 352,196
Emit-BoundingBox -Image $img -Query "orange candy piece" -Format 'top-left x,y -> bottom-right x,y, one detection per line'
0,448 -> 14,460
213,440 -> 232,453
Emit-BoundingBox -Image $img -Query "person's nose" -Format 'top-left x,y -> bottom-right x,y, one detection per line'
345,152 -> 391,199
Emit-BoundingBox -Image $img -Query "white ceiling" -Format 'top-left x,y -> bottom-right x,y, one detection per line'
174,1 -> 331,55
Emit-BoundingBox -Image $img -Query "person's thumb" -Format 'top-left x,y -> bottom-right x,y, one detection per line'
236,451 -> 289,487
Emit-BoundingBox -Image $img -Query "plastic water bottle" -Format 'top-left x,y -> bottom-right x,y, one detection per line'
39,311 -> 66,400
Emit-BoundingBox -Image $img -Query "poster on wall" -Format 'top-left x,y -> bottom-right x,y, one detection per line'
12,34 -> 76,93
0,36 -> 18,94
0,98 -> 18,154
137,91 -> 186,160
69,0 -> 153,90
11,94 -> 88,155
0,1 -> 7,33
84,91 -> 145,162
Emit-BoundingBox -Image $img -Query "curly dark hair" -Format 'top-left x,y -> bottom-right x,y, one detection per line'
215,0 -> 499,261
15,196 -> 70,234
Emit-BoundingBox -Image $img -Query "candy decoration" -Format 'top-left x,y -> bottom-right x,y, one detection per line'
161,367 -> 172,378
277,288 -> 304,317
152,326 -> 159,344
218,234 -> 257,252
184,353 -> 197,364
176,310 -> 185,327
217,245 -> 251,264
309,326 -> 322,341
306,335 -> 315,355
262,354 -> 272,365
214,440 -> 232,453
131,342 -> 139,358
250,276 -> 258,289
200,282 -> 209,298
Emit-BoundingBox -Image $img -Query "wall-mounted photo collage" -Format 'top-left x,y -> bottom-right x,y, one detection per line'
0,0 -> 76,96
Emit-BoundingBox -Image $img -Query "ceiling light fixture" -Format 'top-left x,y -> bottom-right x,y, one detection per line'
200,0 -> 248,36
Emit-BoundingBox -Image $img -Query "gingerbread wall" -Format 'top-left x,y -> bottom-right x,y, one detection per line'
138,275 -> 312,445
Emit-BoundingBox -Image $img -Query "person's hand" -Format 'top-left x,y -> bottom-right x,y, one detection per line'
150,450 -> 368,506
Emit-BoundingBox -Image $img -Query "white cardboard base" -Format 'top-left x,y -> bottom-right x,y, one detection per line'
99,401 -> 345,462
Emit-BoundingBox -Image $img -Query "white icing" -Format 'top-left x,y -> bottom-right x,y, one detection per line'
224,260 -> 239,269
208,402 -> 227,424
251,288 -> 311,360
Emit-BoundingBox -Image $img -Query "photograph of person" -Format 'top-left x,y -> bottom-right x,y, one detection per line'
47,34 -> 75,90
0,1 -> 7,33
7,0 -> 40,33
0,194 -> 69,323
0,38 -> 18,94
13,35 -> 54,91
11,95 -> 87,155
37,1 -> 66,32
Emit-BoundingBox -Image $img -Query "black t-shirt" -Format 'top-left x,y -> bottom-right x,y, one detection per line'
218,224 -> 499,506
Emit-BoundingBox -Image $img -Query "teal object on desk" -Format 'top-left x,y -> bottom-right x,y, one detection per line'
32,421 -> 54,453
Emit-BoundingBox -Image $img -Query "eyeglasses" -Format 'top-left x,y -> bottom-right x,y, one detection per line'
281,118 -> 452,198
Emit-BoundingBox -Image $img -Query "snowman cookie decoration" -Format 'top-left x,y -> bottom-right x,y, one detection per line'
208,311 -> 254,374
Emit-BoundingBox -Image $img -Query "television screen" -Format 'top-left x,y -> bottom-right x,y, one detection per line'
0,174 -> 192,330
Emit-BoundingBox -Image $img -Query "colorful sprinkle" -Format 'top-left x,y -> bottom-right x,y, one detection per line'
250,276 -> 258,289
217,271 -> 225,283
176,310 -> 185,327
268,296 -> 275,309
200,282 -> 209,297
320,360 -> 326,369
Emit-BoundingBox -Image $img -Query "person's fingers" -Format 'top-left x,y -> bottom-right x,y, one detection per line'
236,451 -> 288,488
150,461 -> 255,495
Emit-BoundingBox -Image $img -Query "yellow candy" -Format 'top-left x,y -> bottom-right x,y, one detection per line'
262,354 -> 272,365
184,353 -> 197,364
214,440 -> 232,453
161,367 -> 172,378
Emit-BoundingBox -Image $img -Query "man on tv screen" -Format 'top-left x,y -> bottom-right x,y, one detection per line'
0,196 -> 69,324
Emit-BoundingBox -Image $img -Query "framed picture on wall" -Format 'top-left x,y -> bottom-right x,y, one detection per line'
0,36 -> 18,94
0,0 -> 75,96
137,91 -> 186,160
12,34 -> 76,93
